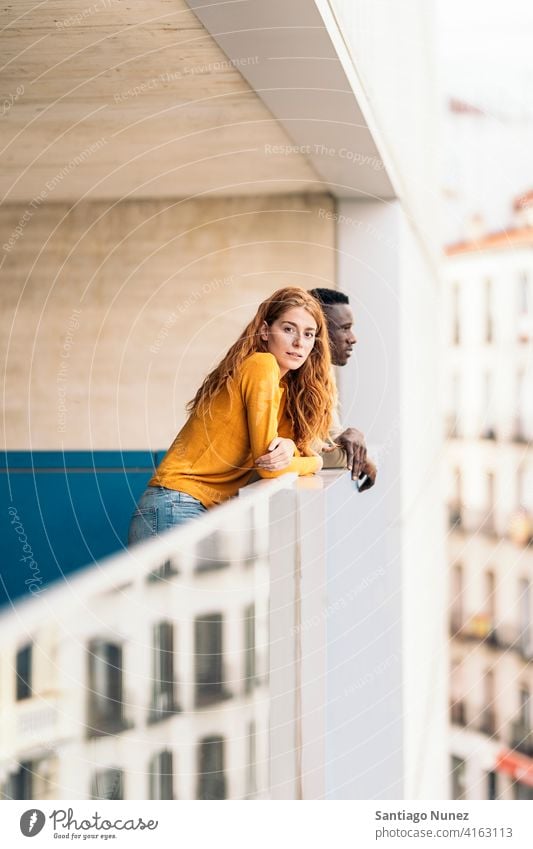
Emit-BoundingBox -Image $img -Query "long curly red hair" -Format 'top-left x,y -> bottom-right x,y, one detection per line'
187,287 -> 333,451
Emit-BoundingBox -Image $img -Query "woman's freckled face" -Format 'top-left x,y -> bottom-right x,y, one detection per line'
261,306 -> 317,376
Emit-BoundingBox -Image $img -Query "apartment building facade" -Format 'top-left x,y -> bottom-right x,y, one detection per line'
446,192 -> 533,799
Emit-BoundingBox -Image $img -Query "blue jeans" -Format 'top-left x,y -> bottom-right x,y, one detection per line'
127,486 -> 207,546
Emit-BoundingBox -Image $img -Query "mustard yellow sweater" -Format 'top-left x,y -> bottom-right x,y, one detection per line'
149,352 -> 320,507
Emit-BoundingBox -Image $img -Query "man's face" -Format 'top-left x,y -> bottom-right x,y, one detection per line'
324,303 -> 357,366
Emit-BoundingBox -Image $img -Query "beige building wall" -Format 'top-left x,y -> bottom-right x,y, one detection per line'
1,193 -> 336,451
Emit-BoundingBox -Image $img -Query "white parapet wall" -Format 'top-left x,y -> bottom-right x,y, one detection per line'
335,199 -> 447,799
0,469 -> 417,800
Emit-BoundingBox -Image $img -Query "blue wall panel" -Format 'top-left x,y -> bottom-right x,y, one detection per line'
0,452 -> 157,607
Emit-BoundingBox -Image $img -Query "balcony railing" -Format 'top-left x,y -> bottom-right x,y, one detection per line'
195,678 -> 233,708
450,701 -> 498,738
480,427 -> 497,441
448,505 -> 533,546
148,686 -> 181,724
511,417 -> 530,444
447,506 -> 501,539
450,618 -> 533,663
450,613 -> 498,645
477,708 -> 497,737
0,469 -> 402,800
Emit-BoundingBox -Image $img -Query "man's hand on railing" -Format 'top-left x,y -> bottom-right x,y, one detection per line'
328,427 -> 367,480
357,458 -> 377,492
255,437 -> 296,471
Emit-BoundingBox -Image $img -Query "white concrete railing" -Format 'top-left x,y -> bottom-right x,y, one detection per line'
0,469 -> 401,800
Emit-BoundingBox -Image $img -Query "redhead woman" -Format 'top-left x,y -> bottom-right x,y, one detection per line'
128,287 -> 333,544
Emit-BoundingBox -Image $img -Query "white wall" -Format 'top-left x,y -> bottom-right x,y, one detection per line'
325,0 -> 439,253
334,199 -> 447,799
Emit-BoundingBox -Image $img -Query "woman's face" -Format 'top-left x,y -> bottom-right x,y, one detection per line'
261,306 -> 318,376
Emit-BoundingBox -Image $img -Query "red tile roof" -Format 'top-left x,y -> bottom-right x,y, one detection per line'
445,227 -> 533,255
448,97 -> 485,116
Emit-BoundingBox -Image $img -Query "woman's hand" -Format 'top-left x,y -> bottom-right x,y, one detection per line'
255,437 -> 296,471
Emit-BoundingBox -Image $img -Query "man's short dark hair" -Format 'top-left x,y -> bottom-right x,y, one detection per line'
309,288 -> 349,306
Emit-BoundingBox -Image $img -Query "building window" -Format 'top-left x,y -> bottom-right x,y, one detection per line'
149,750 -> 174,800
197,736 -> 226,800
479,669 -> 496,736
514,371 -> 527,442
147,559 -> 179,583
450,659 -> 466,727
2,760 -> 33,800
511,684 -> 533,756
450,755 -> 466,800
150,622 -> 179,722
194,613 -> 230,707
16,644 -> 32,701
481,372 -> 496,439
519,686 -> 531,728
485,570 -> 496,629
519,578 -> 531,658
244,604 -> 256,694
484,277 -> 493,343
514,781 -> 533,800
91,768 -> 123,800
245,721 -> 257,798
87,640 -> 127,737
447,373 -> 461,438
485,570 -> 496,618
450,564 -> 464,632
484,472 -> 496,534
452,282 -> 460,345
448,468 -> 463,529
487,770 -> 498,800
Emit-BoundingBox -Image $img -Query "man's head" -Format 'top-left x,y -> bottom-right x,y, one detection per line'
309,288 -> 357,366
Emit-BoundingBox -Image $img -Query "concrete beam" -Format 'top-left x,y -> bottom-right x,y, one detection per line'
186,0 -> 397,199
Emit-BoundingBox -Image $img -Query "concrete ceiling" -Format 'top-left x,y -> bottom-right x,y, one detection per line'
186,0 -> 396,201
0,0 -> 324,203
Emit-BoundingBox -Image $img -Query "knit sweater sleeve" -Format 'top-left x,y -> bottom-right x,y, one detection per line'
240,353 -> 321,478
